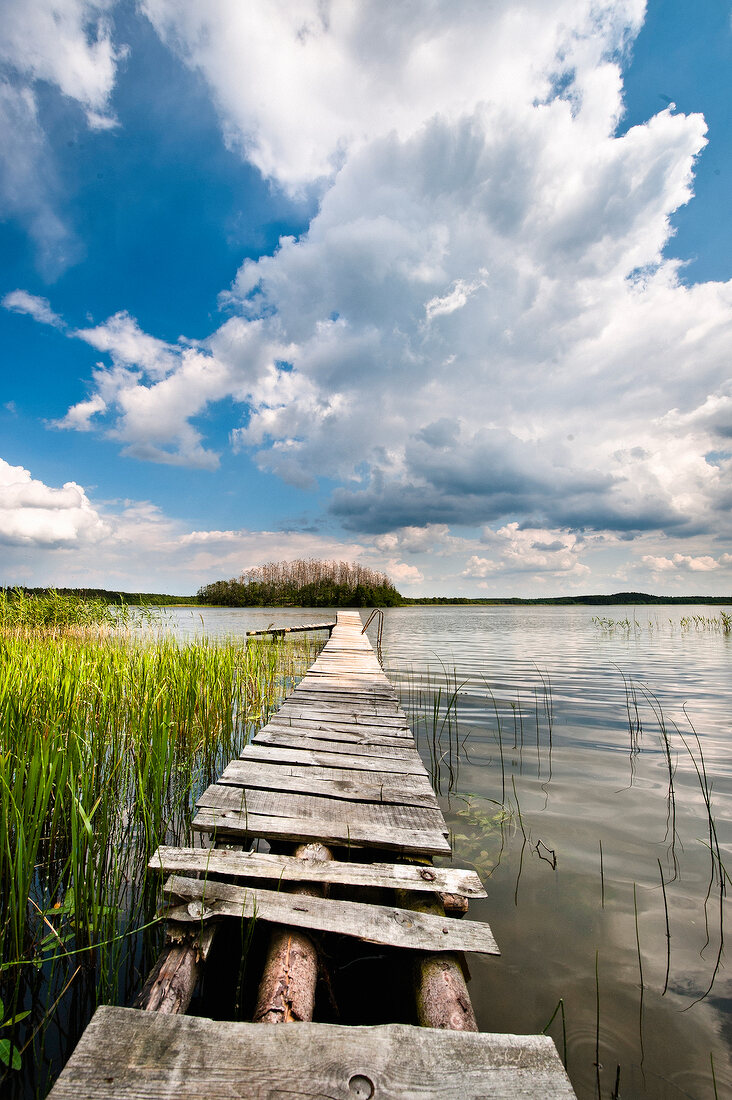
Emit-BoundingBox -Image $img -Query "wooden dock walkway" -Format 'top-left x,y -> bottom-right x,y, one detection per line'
48,611 -> 575,1099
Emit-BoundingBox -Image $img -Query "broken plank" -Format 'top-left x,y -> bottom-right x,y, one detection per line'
150,845 -> 486,897
162,875 -> 497,955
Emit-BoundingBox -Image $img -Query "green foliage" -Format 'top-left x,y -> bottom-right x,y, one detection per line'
593,612 -> 732,634
0,622 -> 316,1075
0,588 -> 125,629
198,558 -> 402,607
1,586 -> 197,607
451,794 -> 510,880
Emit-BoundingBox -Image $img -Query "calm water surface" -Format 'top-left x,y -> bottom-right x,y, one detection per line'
169,605 -> 732,1098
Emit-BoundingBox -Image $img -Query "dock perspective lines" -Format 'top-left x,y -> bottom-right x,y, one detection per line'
49,610 -> 576,1099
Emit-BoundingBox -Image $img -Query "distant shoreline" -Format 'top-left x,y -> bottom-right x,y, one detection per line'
2,586 -> 730,608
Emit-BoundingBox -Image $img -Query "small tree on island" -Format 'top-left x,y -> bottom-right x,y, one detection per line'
197,559 -> 402,607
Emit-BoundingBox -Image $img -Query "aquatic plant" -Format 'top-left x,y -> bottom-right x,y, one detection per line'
0,618 -> 318,1091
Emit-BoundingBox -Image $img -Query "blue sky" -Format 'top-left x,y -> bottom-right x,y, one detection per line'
1,1 -> 731,597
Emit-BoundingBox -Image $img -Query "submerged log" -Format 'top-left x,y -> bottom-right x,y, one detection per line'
253,842 -> 333,1024
396,890 -> 478,1032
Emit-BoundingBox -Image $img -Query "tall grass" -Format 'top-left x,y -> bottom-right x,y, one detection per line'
0,610 -> 317,1090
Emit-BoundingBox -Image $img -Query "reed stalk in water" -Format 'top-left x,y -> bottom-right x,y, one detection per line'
0,608 -> 317,1084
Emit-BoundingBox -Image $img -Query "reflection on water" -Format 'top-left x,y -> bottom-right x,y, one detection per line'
105,605 -> 732,1096
371,605 -> 732,1099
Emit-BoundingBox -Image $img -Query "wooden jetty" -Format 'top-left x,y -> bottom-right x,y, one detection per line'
48,611 -> 575,1099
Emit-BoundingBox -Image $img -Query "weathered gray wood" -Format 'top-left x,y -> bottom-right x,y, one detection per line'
216,760 -> 440,808
192,806 -> 452,855
282,695 -> 403,713
150,846 -> 486,897
240,742 -> 429,776
265,716 -> 411,743
253,729 -> 421,759
162,875 -> 498,955
196,784 -> 447,834
273,707 -> 409,727
48,1007 -> 577,1099
232,753 -> 430,788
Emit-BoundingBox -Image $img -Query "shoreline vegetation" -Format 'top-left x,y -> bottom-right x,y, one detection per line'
3,585 -> 730,609
0,590 -> 322,1094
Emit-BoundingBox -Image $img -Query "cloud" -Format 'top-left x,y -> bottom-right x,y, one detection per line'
0,455 -> 399,592
142,0 -> 645,192
0,457 -> 109,547
0,1 -> 125,273
2,289 -> 64,327
424,272 -> 489,322
383,559 -> 423,586
0,1 -> 122,126
462,555 -> 501,579
642,552 -> 720,573
49,310 -> 231,468
20,2 -> 732,577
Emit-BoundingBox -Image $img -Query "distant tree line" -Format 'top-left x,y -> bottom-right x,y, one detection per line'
401,591 -> 732,606
197,559 -> 402,607
0,587 -> 197,606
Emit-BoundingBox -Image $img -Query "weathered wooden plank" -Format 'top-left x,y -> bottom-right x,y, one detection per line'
287,684 -> 400,701
240,742 -> 429,776
149,846 -> 486,897
295,681 -> 398,696
192,806 -> 452,855
271,710 -> 410,728
162,875 -> 497,955
232,753 -> 430,788
253,729 -> 421,759
264,716 -> 410,744
196,784 -> 447,833
48,1007 -> 576,1100
279,703 -> 406,724
217,760 -> 439,807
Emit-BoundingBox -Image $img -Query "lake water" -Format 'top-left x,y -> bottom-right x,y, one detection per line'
164,603 -> 732,1099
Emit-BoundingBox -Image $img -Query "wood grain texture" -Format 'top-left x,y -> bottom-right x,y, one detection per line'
161,875 -> 499,955
253,729 -> 421,759
149,846 -> 486,897
48,1007 -> 577,1099
216,760 -> 440,808
228,755 -> 430,788
195,783 -> 447,833
264,717 -> 411,744
239,743 -> 429,776
192,806 -> 452,855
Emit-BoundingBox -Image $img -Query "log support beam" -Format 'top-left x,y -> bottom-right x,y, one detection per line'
396,890 -> 478,1032
253,842 -> 333,1024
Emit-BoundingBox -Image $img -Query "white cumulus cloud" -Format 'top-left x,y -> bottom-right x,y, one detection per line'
0,457 -> 109,547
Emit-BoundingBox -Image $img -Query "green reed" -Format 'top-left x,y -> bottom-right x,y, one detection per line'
593,612 -> 731,635
0,615 -> 317,1082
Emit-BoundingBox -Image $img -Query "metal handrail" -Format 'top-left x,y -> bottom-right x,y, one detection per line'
361,608 -> 384,664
